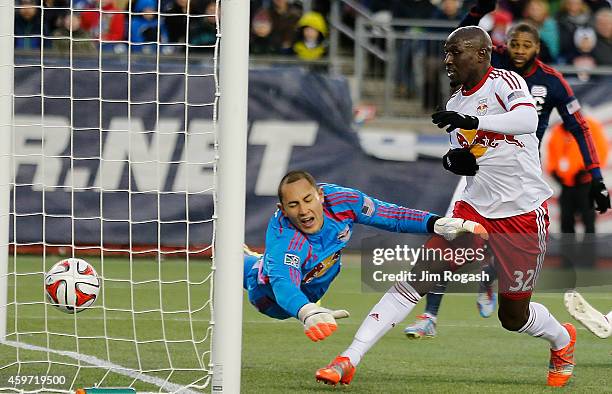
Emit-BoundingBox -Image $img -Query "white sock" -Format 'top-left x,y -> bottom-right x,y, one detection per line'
606,311 -> 612,323
519,302 -> 570,350
341,282 -> 420,366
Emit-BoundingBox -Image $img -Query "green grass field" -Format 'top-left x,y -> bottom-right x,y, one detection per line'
1,254 -> 611,393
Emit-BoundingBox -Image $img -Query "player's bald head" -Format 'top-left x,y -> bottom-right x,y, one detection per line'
446,26 -> 492,58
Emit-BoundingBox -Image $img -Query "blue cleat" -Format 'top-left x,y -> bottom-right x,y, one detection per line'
477,287 -> 497,318
404,313 -> 437,339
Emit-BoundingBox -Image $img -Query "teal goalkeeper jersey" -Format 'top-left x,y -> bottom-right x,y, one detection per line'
249,183 -> 436,318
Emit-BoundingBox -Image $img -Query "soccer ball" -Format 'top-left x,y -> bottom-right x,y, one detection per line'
44,258 -> 100,313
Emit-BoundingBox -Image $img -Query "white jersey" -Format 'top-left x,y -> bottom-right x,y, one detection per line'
446,67 -> 553,219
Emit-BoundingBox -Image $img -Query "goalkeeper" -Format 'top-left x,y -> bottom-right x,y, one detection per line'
242,170 -> 487,342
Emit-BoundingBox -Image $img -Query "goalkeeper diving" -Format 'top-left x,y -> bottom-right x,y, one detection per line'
242,170 -> 488,342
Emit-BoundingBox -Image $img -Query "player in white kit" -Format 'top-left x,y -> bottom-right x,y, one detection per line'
314,26 -> 576,388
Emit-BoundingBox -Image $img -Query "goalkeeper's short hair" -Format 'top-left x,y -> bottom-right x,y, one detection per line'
278,170 -> 317,203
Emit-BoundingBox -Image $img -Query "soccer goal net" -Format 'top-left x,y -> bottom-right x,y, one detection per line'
0,0 -> 248,392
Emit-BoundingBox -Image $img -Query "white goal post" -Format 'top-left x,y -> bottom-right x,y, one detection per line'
0,0 -> 249,391
212,0 -> 249,392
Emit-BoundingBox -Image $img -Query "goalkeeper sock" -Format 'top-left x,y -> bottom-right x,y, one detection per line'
519,302 -> 570,350
342,282 -> 420,366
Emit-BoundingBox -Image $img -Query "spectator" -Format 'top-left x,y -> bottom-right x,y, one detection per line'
292,11 -> 327,60
570,26 -> 598,73
193,0 -> 218,50
499,0 -> 530,19
592,8 -> 612,64
15,0 -> 42,49
423,0 -> 463,109
166,0 -> 194,44
130,0 -> 166,53
583,0 -> 612,13
250,8 -> 275,55
392,0 -> 437,98
80,0 -> 126,51
42,0 -> 69,37
52,12 -> 97,54
546,116 -> 609,268
165,0 -> 217,52
269,0 -> 301,54
385,0 -> 437,18
558,0 -> 593,62
479,8 -> 514,46
522,0 -> 560,61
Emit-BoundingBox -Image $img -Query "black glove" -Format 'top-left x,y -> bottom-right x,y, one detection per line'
590,179 -> 610,214
475,0 -> 496,15
443,148 -> 479,176
432,110 -> 479,133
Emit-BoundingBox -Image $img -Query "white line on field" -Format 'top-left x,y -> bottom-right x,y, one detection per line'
0,340 -> 201,394
5,315 -> 597,333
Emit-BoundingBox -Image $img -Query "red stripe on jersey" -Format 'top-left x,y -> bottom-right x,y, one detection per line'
539,62 -> 575,96
297,235 -> 306,251
333,209 -> 357,221
290,267 -> 301,286
290,233 -> 305,252
328,198 -> 359,207
288,232 -> 298,250
495,93 -> 507,111
326,191 -> 359,200
303,245 -> 313,268
506,70 -> 521,89
378,206 -> 426,217
491,69 -> 519,90
574,109 -> 601,166
376,212 -> 423,221
501,73 -> 518,90
509,102 -> 535,111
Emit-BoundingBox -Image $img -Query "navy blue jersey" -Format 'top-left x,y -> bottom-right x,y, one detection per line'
460,13 -> 602,179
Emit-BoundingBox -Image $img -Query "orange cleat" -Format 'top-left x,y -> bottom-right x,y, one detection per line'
547,323 -> 576,387
315,355 -> 356,386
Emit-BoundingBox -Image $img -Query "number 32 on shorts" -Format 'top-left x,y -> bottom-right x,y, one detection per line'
509,269 -> 535,292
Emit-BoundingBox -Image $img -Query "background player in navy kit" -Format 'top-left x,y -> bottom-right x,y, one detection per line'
461,0 -> 609,206
242,170 -> 487,342
404,0 -> 611,339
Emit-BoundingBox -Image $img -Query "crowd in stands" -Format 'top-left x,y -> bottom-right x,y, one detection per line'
13,0 -> 330,60
13,0 -> 612,65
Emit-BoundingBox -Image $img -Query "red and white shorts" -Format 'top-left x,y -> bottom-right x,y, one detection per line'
430,200 -> 549,299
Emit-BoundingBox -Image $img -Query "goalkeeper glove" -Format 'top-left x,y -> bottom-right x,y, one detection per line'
298,303 -> 350,342
443,148 -> 479,176
432,110 -> 479,133
590,179 -> 611,214
434,217 -> 489,241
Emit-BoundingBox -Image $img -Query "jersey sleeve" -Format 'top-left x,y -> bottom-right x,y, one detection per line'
476,71 -> 538,135
264,229 -> 311,318
323,184 -> 436,234
496,70 -> 536,111
551,77 -> 602,178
